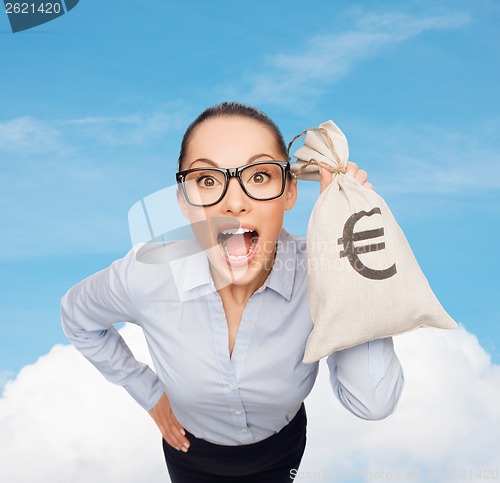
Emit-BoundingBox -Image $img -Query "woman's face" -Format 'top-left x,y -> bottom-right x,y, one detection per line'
177,116 -> 297,289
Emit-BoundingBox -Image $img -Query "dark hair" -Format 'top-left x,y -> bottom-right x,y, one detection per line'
177,102 -> 289,171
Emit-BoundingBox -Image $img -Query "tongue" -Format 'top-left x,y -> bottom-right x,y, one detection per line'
225,233 -> 248,257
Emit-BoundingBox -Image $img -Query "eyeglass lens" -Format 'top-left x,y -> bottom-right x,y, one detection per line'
183,163 -> 285,205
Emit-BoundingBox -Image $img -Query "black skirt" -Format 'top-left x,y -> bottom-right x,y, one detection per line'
162,403 -> 307,483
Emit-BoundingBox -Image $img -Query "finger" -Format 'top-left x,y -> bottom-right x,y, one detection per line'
159,424 -> 180,450
148,394 -> 189,451
345,162 -> 358,176
319,166 -> 333,194
169,418 -> 191,450
155,413 -> 190,451
167,417 -> 191,451
163,434 -> 181,451
165,437 -> 188,452
164,425 -> 190,452
355,169 -> 368,185
167,412 -> 190,444
174,426 -> 191,450
363,181 -> 374,190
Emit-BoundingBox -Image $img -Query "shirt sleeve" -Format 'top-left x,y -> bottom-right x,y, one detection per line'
60,246 -> 164,411
326,337 -> 405,420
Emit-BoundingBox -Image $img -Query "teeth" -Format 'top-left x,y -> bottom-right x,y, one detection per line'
219,237 -> 258,261
226,254 -> 248,261
220,227 -> 254,235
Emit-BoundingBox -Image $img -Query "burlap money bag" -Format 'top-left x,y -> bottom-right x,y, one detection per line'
291,121 -> 457,363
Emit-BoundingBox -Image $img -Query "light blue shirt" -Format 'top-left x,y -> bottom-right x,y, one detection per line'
61,229 -> 404,445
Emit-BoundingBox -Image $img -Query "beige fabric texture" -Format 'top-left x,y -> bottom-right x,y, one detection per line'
292,121 -> 457,363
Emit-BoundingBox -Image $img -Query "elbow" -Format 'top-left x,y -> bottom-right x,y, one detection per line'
358,371 -> 405,421
359,395 -> 401,421
337,370 -> 405,421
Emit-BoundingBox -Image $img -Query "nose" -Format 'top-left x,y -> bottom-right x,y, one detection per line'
220,177 -> 249,214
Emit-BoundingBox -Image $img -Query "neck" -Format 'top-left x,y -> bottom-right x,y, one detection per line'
210,253 -> 276,306
216,270 -> 270,306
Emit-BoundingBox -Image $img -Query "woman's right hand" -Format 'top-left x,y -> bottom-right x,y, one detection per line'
148,393 -> 191,452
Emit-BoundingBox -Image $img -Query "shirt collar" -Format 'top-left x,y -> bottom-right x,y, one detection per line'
255,229 -> 296,301
168,228 -> 297,302
167,239 -> 215,302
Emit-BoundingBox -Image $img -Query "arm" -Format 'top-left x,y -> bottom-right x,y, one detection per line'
61,247 -> 191,451
60,246 -> 163,411
326,337 -> 405,420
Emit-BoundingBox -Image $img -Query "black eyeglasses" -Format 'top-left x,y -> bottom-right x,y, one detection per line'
176,161 -> 290,207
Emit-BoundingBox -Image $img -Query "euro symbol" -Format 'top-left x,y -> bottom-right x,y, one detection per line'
337,207 -> 397,280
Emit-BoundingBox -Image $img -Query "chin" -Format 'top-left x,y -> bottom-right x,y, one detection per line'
208,244 -> 278,290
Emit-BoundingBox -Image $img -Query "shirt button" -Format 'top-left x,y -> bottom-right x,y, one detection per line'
234,410 -> 241,416
228,384 -> 235,392
241,428 -> 248,433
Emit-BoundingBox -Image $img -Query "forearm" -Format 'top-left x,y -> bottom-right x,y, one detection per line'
62,318 -> 163,410
327,337 -> 404,420
61,248 -> 163,411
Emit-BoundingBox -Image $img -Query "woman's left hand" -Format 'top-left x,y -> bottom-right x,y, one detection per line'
319,162 -> 373,194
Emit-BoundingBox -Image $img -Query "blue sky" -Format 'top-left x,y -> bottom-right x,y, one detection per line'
0,0 -> 499,383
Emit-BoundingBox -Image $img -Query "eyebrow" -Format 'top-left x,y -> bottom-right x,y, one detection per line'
188,153 -> 276,169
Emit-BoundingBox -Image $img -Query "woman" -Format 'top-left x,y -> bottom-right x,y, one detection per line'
61,102 -> 404,482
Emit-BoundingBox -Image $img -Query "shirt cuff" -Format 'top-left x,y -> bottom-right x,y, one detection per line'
124,366 -> 164,411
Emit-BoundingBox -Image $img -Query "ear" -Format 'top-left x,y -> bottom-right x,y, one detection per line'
176,188 -> 190,220
284,177 -> 298,211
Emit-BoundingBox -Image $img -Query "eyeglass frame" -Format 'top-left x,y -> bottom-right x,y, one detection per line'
175,160 -> 291,207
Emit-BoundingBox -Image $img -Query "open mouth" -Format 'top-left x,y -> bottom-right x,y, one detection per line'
217,226 -> 260,265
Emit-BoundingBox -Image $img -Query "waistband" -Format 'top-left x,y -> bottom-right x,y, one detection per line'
163,403 -> 307,478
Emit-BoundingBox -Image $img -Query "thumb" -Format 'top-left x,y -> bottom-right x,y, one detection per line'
319,166 -> 333,194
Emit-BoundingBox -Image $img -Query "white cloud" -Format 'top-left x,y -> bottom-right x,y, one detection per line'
65,111 -> 190,146
290,119 -> 500,210
234,12 -> 470,107
0,323 -> 499,482
0,325 -> 165,483
0,108 -> 188,261
0,370 -> 16,395
0,116 -> 69,156
289,118 -> 500,226
345,119 -> 500,195
0,108 -> 189,163
67,115 -> 144,125
301,325 -> 500,481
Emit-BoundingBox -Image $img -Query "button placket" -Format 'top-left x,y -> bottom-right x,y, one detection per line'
230,292 -> 263,380
210,292 -> 253,444
226,385 -> 252,443
226,293 -> 265,443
